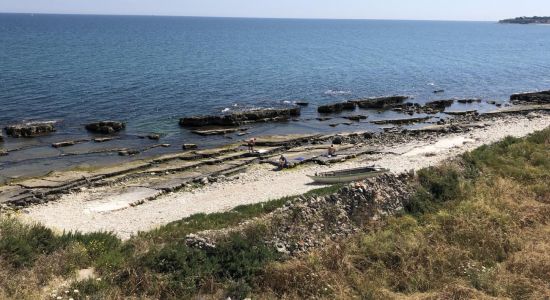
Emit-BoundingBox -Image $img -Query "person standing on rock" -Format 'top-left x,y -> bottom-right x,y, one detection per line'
247,138 -> 256,153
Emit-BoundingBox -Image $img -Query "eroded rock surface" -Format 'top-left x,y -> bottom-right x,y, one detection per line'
511,90 -> 550,104
354,96 -> 409,109
180,107 -> 301,127
5,121 -> 56,138
85,121 -> 125,134
317,102 -> 356,113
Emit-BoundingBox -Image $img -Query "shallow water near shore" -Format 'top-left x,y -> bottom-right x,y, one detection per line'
1,14 -> 550,180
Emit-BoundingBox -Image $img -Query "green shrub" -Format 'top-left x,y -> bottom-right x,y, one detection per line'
0,219 -> 60,268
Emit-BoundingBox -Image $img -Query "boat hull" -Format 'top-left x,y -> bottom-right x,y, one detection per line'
307,168 -> 389,184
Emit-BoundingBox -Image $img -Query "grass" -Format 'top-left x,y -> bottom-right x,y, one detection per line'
0,183 -> 342,299
0,127 -> 548,299
257,127 -> 550,299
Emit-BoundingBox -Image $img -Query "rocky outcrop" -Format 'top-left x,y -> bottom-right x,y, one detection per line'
389,99 -> 458,115
317,102 -> 356,114
354,96 -> 409,109
424,99 -> 454,110
85,121 -> 125,134
511,91 -> 550,104
180,107 -> 301,127
5,121 -> 56,138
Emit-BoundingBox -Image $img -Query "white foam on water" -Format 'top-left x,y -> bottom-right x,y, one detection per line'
324,89 -> 352,95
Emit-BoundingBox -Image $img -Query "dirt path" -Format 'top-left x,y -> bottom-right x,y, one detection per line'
21,114 -> 549,239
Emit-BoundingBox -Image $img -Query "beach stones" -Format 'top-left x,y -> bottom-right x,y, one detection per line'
4,121 -> 56,138
180,107 -> 301,127
510,90 -> 550,104
85,121 -> 125,134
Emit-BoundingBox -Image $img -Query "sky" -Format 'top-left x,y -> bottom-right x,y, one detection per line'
0,0 -> 548,21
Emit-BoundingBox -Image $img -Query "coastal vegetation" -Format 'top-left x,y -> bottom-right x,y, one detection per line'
0,127 -> 549,299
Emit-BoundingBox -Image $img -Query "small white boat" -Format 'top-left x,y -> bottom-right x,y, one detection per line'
308,166 -> 389,184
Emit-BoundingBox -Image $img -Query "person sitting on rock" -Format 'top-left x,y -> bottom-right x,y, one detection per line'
278,155 -> 289,170
247,138 -> 256,153
327,144 -> 336,157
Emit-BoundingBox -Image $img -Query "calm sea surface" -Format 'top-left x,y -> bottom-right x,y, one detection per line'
0,14 -> 549,179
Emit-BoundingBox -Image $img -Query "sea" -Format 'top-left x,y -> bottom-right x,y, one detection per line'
1,14 -> 550,181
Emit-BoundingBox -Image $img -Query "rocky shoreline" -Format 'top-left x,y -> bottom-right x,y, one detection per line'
1,103 -> 547,210
12,109 -> 547,239
1,90 -> 549,210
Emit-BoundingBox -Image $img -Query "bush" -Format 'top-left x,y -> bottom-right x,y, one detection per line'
0,219 -> 60,268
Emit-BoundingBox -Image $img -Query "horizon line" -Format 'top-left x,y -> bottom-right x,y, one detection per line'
0,11 -> 499,22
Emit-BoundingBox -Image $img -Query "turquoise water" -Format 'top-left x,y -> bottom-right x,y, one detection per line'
1,14 -> 549,179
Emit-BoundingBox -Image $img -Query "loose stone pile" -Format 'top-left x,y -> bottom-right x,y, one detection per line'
185,173 -> 415,255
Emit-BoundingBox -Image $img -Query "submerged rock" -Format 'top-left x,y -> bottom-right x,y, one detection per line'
118,149 -> 140,156
52,141 -> 77,148
85,121 -> 125,134
147,134 -> 161,140
180,107 -> 301,127
510,90 -> 550,104
343,115 -> 368,121
182,144 -> 198,150
457,98 -> 482,104
354,96 -> 409,109
5,121 -> 56,138
93,137 -> 115,143
191,128 -> 248,136
295,101 -> 309,106
371,116 -> 431,125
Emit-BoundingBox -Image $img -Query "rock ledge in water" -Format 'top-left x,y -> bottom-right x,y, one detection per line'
85,121 -> 125,134
180,107 -> 300,127
510,90 -> 550,104
354,96 -> 409,109
5,121 -> 56,138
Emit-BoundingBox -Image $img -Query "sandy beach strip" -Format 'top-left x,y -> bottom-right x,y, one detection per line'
20,114 -> 550,239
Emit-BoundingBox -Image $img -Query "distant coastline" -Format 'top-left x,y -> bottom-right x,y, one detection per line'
499,16 -> 550,24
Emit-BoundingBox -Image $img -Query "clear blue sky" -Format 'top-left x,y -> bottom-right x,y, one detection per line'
0,0 -> 548,21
